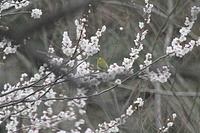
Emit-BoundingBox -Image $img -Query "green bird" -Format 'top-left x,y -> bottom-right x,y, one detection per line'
97,57 -> 108,72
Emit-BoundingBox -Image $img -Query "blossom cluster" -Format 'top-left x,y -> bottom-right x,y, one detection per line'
0,65 -> 56,132
20,106 -> 77,133
62,18 -> 106,58
148,66 -> 171,83
0,1 -> 42,62
159,113 -> 177,133
0,65 -> 88,132
0,0 -> 30,13
139,53 -> 171,83
85,98 -> 144,133
166,6 -> 200,57
0,0 -> 42,19
55,18 -> 106,86
0,64 -> 53,100
139,6 -> 200,83
50,57 -> 63,66
120,0 -> 153,74
143,0 -> 154,24
0,37 -> 18,60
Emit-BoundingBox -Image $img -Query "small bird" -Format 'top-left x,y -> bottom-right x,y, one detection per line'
97,57 -> 108,72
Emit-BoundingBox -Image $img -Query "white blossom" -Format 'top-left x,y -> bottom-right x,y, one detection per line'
31,9 -> 42,19
134,98 -> 144,107
179,27 -> 190,36
50,58 -> 63,66
167,122 -> 174,127
115,79 -> 122,84
172,113 -> 177,119
126,105 -> 134,116
191,6 -> 200,20
119,27 -> 123,30
139,22 -> 144,29
48,46 -> 55,54
4,46 -> 17,55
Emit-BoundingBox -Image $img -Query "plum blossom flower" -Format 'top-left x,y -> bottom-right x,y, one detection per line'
166,6 -> 200,58
31,9 -> 42,19
134,97 -> 144,107
139,22 -> 144,29
179,27 -> 190,36
115,79 -> 121,84
126,105 -> 134,116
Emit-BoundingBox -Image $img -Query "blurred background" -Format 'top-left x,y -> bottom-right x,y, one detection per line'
0,0 -> 200,132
